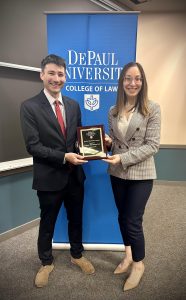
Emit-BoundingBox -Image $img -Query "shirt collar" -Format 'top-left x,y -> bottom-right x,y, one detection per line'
43,88 -> 64,106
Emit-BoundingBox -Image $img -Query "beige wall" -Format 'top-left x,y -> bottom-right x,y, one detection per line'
136,13 -> 186,146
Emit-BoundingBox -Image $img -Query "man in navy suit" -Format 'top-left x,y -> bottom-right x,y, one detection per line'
20,54 -> 95,288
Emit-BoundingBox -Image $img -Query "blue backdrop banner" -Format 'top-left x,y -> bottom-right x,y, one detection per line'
46,12 -> 138,245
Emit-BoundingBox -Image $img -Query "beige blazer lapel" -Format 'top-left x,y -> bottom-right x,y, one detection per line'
125,110 -> 144,142
111,114 -> 123,142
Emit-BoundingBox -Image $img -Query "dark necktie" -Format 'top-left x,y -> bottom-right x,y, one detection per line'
55,100 -> 66,138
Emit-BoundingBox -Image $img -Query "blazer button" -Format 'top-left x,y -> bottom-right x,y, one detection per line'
132,137 -> 135,141
136,128 -> 140,131
119,145 -> 121,148
126,145 -> 129,149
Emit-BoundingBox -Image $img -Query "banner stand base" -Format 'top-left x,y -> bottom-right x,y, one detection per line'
52,243 -> 125,251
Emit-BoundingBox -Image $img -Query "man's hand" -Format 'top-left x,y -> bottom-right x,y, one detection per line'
65,153 -> 88,165
102,154 -> 121,165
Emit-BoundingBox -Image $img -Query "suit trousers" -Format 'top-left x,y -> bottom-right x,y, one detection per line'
110,176 -> 153,262
37,171 -> 84,266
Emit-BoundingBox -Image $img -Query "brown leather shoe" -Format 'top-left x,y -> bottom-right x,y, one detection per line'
71,256 -> 95,275
123,262 -> 145,291
35,264 -> 54,288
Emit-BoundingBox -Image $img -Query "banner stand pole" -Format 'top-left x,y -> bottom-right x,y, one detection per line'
52,243 -> 125,251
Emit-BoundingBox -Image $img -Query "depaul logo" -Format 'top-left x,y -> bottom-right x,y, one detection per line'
84,94 -> 100,111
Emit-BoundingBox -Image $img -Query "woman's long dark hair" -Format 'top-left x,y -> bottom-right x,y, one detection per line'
112,62 -> 149,117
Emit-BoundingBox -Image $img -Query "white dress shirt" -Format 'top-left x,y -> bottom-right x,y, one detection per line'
43,88 -> 66,127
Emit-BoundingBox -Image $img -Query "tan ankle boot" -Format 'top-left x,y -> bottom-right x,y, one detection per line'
71,256 -> 95,274
35,264 -> 54,288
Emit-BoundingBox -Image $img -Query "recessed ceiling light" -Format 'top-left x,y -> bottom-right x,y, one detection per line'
129,0 -> 148,4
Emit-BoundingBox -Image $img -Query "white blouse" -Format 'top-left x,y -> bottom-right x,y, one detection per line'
117,110 -> 134,138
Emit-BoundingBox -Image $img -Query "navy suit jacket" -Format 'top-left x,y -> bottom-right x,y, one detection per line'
20,90 -> 85,191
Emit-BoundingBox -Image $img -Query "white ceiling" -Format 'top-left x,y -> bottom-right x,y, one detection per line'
116,0 -> 186,12
90,0 -> 186,12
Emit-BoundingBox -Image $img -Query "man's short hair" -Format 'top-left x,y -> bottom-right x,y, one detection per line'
41,54 -> 66,71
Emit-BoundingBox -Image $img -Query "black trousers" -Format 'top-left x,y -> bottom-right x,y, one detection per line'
110,176 -> 153,262
37,173 -> 84,266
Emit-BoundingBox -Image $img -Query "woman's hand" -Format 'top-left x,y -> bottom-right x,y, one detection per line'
102,154 -> 121,165
105,134 -> 112,147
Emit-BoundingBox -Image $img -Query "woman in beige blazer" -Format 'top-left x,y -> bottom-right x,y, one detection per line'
104,62 -> 161,291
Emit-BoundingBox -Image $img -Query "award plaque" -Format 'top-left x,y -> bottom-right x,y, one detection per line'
77,125 -> 107,160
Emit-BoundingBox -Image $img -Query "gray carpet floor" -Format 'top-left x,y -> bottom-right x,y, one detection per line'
0,182 -> 186,300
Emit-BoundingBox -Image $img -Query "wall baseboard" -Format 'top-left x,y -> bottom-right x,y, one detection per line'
155,180 -> 186,186
0,218 -> 40,242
